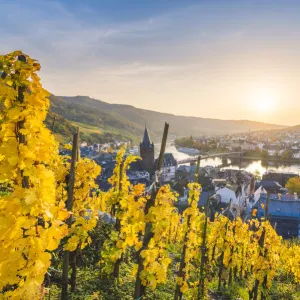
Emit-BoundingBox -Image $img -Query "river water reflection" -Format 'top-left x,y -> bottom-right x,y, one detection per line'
155,142 -> 300,176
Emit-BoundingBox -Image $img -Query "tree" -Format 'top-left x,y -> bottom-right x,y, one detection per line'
286,177 -> 300,195
281,150 -> 293,161
261,149 -> 269,160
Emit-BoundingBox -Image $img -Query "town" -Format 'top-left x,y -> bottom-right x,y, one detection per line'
175,127 -> 300,161
66,126 -> 300,240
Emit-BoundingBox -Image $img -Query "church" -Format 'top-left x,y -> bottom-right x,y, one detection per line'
139,127 -> 155,175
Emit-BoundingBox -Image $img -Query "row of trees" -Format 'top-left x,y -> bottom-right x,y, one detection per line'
0,51 -> 300,300
174,136 -> 223,153
260,149 -> 294,161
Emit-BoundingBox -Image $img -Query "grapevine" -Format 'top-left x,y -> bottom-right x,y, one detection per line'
0,51 -> 68,299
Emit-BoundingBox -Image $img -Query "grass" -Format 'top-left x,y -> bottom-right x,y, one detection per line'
71,121 -> 103,134
208,279 -> 249,300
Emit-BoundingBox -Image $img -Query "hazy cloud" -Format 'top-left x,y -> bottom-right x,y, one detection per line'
1,0 -> 300,125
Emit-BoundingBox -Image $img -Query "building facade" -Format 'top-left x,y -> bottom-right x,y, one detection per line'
155,153 -> 177,183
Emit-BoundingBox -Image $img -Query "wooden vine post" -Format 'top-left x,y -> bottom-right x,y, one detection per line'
217,199 -> 232,291
174,157 -> 201,300
198,195 -> 210,299
249,191 -> 270,300
265,191 -> 270,219
61,129 -> 79,300
134,122 -> 169,299
70,129 -> 81,293
249,228 -> 265,300
112,161 -> 124,279
227,223 -> 236,286
260,191 -> 270,300
15,55 -> 29,188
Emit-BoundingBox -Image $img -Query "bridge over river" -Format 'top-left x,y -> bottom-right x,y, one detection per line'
177,151 -> 244,165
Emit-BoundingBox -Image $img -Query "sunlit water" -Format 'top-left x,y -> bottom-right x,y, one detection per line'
155,142 -> 300,176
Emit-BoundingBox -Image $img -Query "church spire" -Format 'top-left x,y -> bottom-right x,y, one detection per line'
141,126 -> 152,148
140,126 -> 155,174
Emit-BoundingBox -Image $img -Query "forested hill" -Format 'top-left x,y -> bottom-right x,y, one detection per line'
48,95 -> 286,143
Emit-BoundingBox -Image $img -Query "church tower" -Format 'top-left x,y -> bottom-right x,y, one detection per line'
140,127 -> 154,174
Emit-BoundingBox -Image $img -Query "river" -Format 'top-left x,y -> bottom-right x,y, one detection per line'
154,142 -> 300,176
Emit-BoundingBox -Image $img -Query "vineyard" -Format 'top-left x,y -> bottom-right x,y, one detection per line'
0,51 -> 299,300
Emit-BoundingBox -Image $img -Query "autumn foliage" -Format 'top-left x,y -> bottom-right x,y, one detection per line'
0,51 -> 299,300
286,176 -> 300,195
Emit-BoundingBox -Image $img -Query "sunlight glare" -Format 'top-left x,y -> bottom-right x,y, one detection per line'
254,88 -> 278,113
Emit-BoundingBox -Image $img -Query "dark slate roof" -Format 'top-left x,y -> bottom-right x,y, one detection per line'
255,180 -> 283,192
198,191 -> 215,207
129,160 -> 143,171
255,193 -> 300,219
177,165 -> 189,172
140,127 -> 153,148
175,190 -> 214,211
155,153 -> 177,167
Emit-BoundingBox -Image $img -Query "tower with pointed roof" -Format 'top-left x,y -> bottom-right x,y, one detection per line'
140,126 -> 154,174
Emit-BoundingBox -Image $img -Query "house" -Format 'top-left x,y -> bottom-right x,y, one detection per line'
174,165 -> 212,194
198,176 -> 213,191
127,170 -> 150,185
240,140 -> 254,151
262,172 -> 298,187
176,189 -> 214,212
215,187 -> 238,205
293,152 -> 300,159
222,169 -> 251,186
173,181 -> 187,197
95,152 -> 151,191
93,143 -> 101,152
101,143 -> 112,152
209,169 -> 221,180
229,139 -> 241,151
212,179 -> 227,189
175,165 -> 190,181
257,143 -> 265,150
268,149 -> 277,156
155,153 -> 177,183
255,180 -> 285,194
204,165 -> 214,174
253,192 -> 300,239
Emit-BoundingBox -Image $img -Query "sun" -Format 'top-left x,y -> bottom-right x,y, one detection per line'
253,88 -> 278,113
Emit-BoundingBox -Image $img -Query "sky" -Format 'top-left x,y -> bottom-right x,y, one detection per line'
1,0 -> 300,126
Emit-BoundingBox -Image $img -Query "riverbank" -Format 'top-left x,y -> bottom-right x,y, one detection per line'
156,142 -> 300,175
228,155 -> 300,164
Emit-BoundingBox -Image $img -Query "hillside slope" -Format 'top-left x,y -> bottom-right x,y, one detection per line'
285,124 -> 300,133
49,95 -> 286,142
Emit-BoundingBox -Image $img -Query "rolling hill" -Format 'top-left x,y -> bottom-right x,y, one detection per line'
284,124 -> 300,133
48,95 -> 286,143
